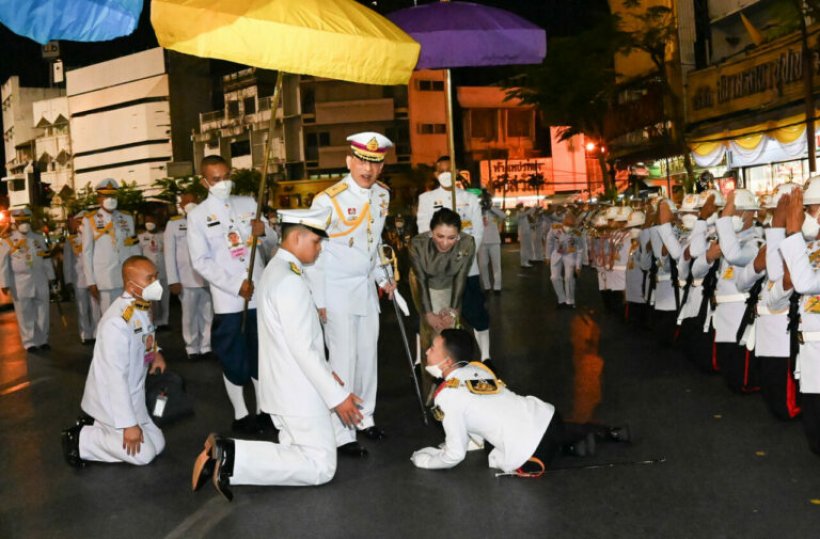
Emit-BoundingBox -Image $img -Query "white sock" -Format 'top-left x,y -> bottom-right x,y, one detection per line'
223,375 -> 249,420
474,329 -> 491,361
251,378 -> 262,414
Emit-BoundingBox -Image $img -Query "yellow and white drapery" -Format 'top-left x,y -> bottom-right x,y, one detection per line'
690,113 -> 813,167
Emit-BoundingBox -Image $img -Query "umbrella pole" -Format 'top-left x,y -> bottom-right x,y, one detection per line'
241,70 -> 285,333
446,68 -> 457,211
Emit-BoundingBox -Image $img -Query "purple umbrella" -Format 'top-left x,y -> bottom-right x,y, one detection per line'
388,1 -> 546,208
388,1 -> 546,69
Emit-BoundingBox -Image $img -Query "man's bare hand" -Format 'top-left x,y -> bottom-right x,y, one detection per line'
88,284 -> 100,301
706,241 -> 722,263
149,351 -> 166,374
238,279 -> 254,301
251,218 -> 265,237
658,200 -> 673,225
380,281 -> 397,300
699,194 -> 717,221
783,262 -> 793,291
786,188 -> 804,236
722,190 -> 736,218
334,393 -> 363,427
753,245 -> 767,274
773,193 -> 789,228
123,425 -> 143,456
169,283 -> 182,295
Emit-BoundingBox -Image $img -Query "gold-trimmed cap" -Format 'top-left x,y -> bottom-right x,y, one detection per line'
346,132 -> 393,163
95,178 -> 120,195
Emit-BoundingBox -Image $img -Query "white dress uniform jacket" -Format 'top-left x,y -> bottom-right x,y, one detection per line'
712,218 -> 759,343
417,186 -> 484,276
81,209 -> 138,291
63,233 -> 100,341
186,194 -> 274,314
411,363 -> 554,473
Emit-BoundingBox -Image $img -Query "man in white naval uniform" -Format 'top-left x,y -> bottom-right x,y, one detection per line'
478,191 -> 506,292
417,171 -> 492,362
81,179 -> 141,315
516,204 -> 535,267
0,208 -> 55,351
63,212 -> 101,345
650,200 -> 686,346
165,193 -> 212,360
61,256 -> 167,467
138,214 -> 170,328
306,132 -> 395,454
187,155 -> 276,435
411,329 -> 630,475
779,182 -> 820,454
191,208 -> 364,501
546,211 -> 584,308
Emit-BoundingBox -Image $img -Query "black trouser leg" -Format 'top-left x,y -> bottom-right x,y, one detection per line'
717,343 -> 759,393
799,393 -> 820,455
758,355 -> 801,420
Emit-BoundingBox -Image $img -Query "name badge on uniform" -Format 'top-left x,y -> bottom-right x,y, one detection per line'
226,227 -> 248,259
143,332 -> 156,364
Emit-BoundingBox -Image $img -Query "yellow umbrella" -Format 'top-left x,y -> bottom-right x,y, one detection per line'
151,0 -> 420,85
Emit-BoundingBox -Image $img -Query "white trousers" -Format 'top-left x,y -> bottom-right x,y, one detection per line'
325,308 -> 379,443
180,287 -> 213,355
97,288 -> 123,321
79,419 -> 164,465
231,413 -> 336,486
519,231 -> 534,265
533,229 -> 545,260
550,253 -> 578,305
12,293 -> 49,348
478,244 -> 502,291
152,278 -> 170,326
74,286 -> 101,341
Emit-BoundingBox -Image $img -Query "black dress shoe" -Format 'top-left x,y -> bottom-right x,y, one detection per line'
186,353 -> 201,361
26,346 -> 37,353
39,343 -> 51,350
361,426 -> 386,441
231,414 -> 262,435
209,434 -> 235,502
337,442 -> 369,458
256,413 -> 277,433
61,424 -> 86,468
81,339 -> 96,346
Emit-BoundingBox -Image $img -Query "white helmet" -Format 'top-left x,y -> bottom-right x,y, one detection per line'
680,193 -> 700,212
614,206 -> 631,222
604,205 -> 620,220
593,214 -> 609,227
766,182 -> 800,208
733,188 -> 759,211
699,189 -> 725,207
626,210 -> 646,228
804,175 -> 820,205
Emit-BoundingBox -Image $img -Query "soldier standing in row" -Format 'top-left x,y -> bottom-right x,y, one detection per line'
139,214 -> 170,329
63,211 -> 100,345
82,179 -> 141,315
0,208 -> 55,351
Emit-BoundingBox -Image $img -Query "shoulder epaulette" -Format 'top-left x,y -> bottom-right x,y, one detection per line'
289,262 -> 302,275
376,180 -> 391,192
122,304 -> 134,322
322,182 -> 348,198
170,215 -> 183,221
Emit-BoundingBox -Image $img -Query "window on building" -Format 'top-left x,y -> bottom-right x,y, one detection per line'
244,96 -> 256,115
507,109 -> 532,138
230,139 -> 251,157
415,80 -> 445,91
227,100 -> 240,119
417,123 -> 446,135
470,109 -> 496,140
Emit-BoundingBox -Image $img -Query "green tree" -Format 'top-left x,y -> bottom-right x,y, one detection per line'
116,181 -> 146,214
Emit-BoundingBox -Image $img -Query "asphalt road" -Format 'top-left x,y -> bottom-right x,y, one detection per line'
1,245 -> 819,538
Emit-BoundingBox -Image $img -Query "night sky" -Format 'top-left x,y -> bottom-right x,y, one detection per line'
0,0 -> 608,167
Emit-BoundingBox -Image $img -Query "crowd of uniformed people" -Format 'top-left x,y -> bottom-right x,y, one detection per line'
2,130 -> 818,502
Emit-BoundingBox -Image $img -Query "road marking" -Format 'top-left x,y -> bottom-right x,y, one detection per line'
0,376 -> 50,396
164,496 -> 244,538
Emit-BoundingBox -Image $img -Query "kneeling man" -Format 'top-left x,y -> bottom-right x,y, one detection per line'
192,208 -> 363,501
61,255 -> 167,467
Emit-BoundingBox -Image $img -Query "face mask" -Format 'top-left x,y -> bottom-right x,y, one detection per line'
762,214 -> 773,227
680,214 -> 698,230
183,202 -> 197,215
706,213 -> 718,226
132,279 -> 163,301
731,215 -> 744,232
209,180 -> 233,200
17,223 -> 31,234
802,211 -> 820,241
425,361 -> 444,379
145,222 -> 156,232
102,197 -> 118,211
629,228 -> 641,240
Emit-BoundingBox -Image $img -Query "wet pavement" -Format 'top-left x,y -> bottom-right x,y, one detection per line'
2,245 -> 820,538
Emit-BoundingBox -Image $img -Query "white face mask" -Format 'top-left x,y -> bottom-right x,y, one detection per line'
425,361 -> 445,379
145,222 -> 156,232
132,279 -> 163,301
209,180 -> 233,200
731,215 -> 744,232
17,223 -> 31,234
629,228 -> 641,240
802,211 -> 820,241
705,213 -> 718,226
102,197 -> 118,211
183,202 -> 197,215
680,214 -> 698,230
